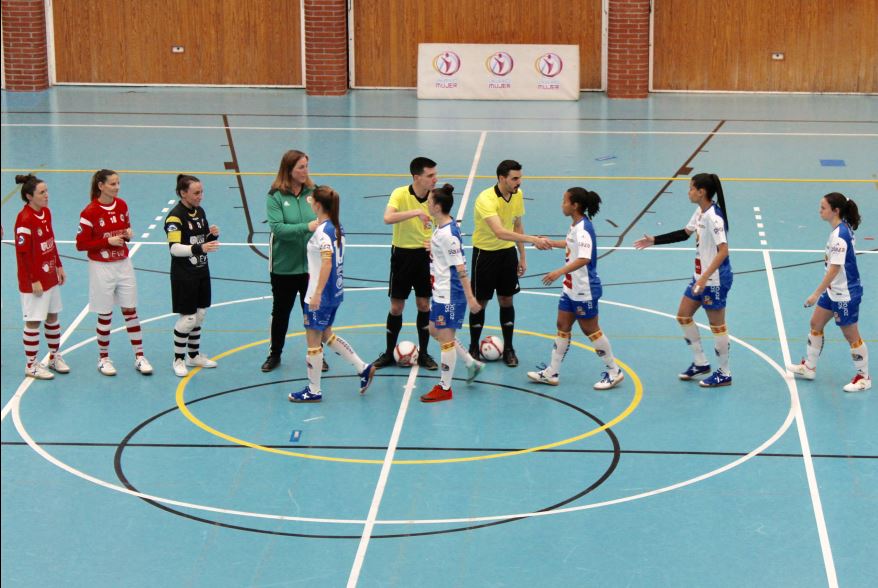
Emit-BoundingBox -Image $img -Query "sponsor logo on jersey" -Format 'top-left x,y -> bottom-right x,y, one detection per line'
18,235 -> 25,245
167,224 -> 179,232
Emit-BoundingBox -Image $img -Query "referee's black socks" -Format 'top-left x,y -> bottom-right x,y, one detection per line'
500,306 -> 515,350
469,309 -> 486,353
385,313 -> 403,355
417,310 -> 430,352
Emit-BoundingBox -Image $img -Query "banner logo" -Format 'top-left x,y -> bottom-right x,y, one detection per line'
486,51 -> 514,76
433,51 -> 461,76
536,53 -> 563,77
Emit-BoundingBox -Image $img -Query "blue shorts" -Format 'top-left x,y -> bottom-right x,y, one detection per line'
303,305 -> 338,332
430,300 -> 466,330
817,292 -> 860,326
558,292 -> 599,319
683,278 -> 731,310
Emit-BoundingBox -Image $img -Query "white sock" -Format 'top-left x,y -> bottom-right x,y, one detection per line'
851,339 -> 869,378
307,347 -> 323,392
678,317 -> 707,365
327,334 -> 366,373
439,341 -> 456,389
805,329 -> 824,369
454,339 -> 474,367
712,324 -> 730,373
589,330 -> 619,373
548,331 -> 571,375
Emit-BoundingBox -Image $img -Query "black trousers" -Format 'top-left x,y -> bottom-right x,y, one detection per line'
269,272 -> 309,356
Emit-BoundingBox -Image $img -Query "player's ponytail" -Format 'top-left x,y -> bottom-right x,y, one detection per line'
176,174 -> 201,197
566,187 -> 601,219
692,173 -> 729,232
15,174 -> 43,202
313,185 -> 343,250
824,192 -> 861,230
90,169 -> 118,200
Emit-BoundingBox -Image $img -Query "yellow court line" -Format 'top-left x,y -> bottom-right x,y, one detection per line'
175,325 -> 642,465
1,183 -> 20,206
2,168 -> 876,183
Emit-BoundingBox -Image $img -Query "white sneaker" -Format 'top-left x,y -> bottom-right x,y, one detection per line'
594,369 -> 625,390
843,374 -> 872,393
527,367 -> 559,386
48,353 -> 71,374
787,360 -> 816,381
185,354 -> 217,368
173,358 -> 189,377
134,356 -> 154,375
97,357 -> 117,376
25,363 -> 54,380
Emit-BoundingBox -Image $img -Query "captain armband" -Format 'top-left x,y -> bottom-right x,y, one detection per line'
653,229 -> 690,245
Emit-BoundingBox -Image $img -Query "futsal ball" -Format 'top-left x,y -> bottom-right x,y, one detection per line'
479,335 -> 504,361
393,340 -> 419,366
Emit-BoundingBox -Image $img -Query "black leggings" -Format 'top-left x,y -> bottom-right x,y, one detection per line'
269,272 -> 309,356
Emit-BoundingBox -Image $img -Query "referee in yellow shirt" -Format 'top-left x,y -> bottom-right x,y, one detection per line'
469,160 -> 551,366
373,157 -> 439,370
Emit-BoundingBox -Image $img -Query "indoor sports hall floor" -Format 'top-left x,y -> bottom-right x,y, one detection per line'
1,87 -> 876,588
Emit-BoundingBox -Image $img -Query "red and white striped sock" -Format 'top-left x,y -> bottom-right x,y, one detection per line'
122,309 -> 144,357
44,321 -> 61,359
97,313 -> 112,358
23,327 -> 40,367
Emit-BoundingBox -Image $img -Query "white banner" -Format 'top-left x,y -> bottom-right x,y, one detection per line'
417,43 -> 580,100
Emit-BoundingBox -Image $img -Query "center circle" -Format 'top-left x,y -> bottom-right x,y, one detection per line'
174,326 -> 643,464
115,378 -> 622,539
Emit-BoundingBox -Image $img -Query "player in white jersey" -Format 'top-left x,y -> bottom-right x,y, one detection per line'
527,188 -> 624,390
788,193 -> 870,392
635,173 -> 733,388
288,186 -> 376,403
420,184 -> 484,402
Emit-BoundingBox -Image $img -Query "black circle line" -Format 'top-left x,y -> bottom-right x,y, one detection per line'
113,374 -> 621,539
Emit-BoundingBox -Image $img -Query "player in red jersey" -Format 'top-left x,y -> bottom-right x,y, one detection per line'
76,169 -> 153,376
14,174 -> 70,379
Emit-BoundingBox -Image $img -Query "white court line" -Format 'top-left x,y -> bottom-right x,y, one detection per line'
347,365 -> 420,588
9,239 -> 869,255
0,242 -> 143,423
455,131 -> 487,223
762,249 -> 837,588
2,122 -> 876,138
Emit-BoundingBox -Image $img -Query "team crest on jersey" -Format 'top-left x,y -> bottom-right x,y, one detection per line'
99,218 -> 105,227
188,222 -> 193,230
436,315 -> 446,326
37,228 -> 43,237
42,263 -> 50,273
121,214 -> 126,222
77,225 -> 82,234
18,235 -> 25,245
703,296 -> 713,305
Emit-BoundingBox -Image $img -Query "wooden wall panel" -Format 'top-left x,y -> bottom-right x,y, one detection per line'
654,0 -> 878,92
52,0 -> 302,85
353,0 -> 603,89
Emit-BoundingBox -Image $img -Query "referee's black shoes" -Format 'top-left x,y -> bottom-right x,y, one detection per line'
373,352 -> 396,370
503,348 -> 519,368
418,352 -> 439,371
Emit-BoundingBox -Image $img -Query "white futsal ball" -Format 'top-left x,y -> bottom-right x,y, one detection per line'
479,335 -> 504,361
393,340 -> 419,366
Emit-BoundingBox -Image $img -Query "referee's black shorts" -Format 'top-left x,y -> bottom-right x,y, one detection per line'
388,246 -> 432,300
171,273 -> 212,315
471,246 -> 520,301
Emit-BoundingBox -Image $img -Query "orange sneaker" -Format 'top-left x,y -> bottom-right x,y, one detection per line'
420,384 -> 452,403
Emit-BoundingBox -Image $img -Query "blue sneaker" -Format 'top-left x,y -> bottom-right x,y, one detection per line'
699,368 -> 732,388
289,386 -> 322,403
466,360 -> 485,384
679,363 -> 711,380
359,362 -> 376,394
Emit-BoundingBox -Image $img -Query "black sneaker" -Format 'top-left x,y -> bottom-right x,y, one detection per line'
322,358 -> 329,372
503,348 -> 519,368
261,354 -> 280,372
418,351 -> 439,371
373,351 -> 395,370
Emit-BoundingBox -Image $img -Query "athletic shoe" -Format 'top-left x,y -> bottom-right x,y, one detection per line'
843,374 -> 872,393
373,352 -> 395,370
359,362 -> 377,394
25,363 -> 54,380
48,353 -> 71,374
679,363 -> 711,380
173,358 -> 189,377
134,356 -> 154,375
289,386 -> 322,403
186,354 -> 217,368
468,347 -> 484,362
594,369 -> 625,390
527,365 -> 559,386
261,354 -> 280,372
699,368 -> 732,388
97,357 -> 117,376
322,358 -> 329,372
466,360 -> 485,384
420,384 -> 452,403
418,352 -> 439,371
787,360 -> 816,381
503,348 -> 519,368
